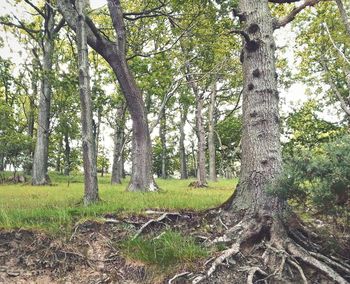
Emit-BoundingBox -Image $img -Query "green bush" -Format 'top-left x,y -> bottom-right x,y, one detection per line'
273,135 -> 350,220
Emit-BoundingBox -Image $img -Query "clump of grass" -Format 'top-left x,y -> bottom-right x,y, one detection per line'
121,231 -> 208,268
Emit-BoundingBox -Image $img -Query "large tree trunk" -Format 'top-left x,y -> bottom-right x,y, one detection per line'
228,0 -> 282,213
208,83 -> 217,182
160,108 -> 167,179
76,0 -> 99,205
111,102 -> 126,185
179,106 -> 188,179
31,4 -> 54,185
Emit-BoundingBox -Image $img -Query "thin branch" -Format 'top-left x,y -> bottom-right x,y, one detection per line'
324,23 -> 350,66
23,0 -> 45,18
274,0 -> 322,29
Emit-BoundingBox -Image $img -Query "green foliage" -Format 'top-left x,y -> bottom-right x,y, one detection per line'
121,231 -> 207,268
283,100 -> 346,157
273,135 -> 350,219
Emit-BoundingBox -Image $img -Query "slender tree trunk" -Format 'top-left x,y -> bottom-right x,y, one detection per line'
111,102 -> 126,185
208,83 -> 217,182
183,59 -> 207,186
195,93 -> 207,186
179,106 -> 188,179
56,135 -> 63,173
76,0 -> 99,205
32,5 -> 54,185
227,0 -> 282,213
160,108 -> 167,179
63,131 -> 70,176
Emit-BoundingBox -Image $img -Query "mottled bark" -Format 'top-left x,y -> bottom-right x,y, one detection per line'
227,0 -> 283,213
111,102 -> 126,185
159,108 -> 167,179
208,83 -> 217,182
32,3 -> 54,185
179,106 -> 188,179
76,0 -> 99,205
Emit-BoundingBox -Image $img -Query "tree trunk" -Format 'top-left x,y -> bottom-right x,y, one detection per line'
227,0 -> 282,213
111,102 -> 126,185
160,108 -> 167,179
107,0 -> 156,192
76,0 -> 99,205
56,135 -> 63,173
195,93 -> 207,187
63,131 -> 70,176
57,0 -> 157,192
31,4 -> 54,185
208,82 -> 217,182
179,106 -> 188,179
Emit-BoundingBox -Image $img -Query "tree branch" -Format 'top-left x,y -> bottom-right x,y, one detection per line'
107,0 -> 126,55
274,0 -> 322,29
335,0 -> 350,36
23,0 -> 45,18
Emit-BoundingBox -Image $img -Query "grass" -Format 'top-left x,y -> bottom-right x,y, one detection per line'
121,230 -> 208,269
0,172 -> 237,234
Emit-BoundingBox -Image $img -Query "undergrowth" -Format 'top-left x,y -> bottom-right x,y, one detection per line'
120,230 -> 208,269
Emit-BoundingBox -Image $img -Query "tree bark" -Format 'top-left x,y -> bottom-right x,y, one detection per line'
227,0 -> 283,213
160,107 -> 167,179
111,101 -> 126,185
179,105 -> 188,179
76,0 -> 99,205
208,83 -> 217,182
195,92 -> 207,186
336,0 -> 350,36
57,0 -> 157,192
31,3 -> 54,185
63,131 -> 70,176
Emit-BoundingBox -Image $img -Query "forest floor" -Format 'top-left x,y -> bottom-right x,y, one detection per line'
0,174 -> 349,283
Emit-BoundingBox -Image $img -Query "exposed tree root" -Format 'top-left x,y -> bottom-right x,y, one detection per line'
132,212 -> 182,240
171,211 -> 350,284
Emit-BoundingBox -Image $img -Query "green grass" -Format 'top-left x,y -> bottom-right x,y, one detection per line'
0,172 -> 236,234
121,230 -> 208,268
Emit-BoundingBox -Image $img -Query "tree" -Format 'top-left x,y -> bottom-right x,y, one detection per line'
31,1 -> 64,185
191,1 -> 350,283
57,0 -> 157,192
76,0 -> 99,205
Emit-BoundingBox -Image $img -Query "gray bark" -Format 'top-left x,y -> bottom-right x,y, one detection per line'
228,0 -> 282,213
160,108 -> 167,179
76,0 -> 99,205
208,83 -> 217,182
32,3 -> 55,185
63,131 -> 70,176
57,0 -> 157,192
179,106 -> 188,179
111,102 -> 126,184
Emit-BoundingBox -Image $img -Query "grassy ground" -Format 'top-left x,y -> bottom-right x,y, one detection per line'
0,172 -> 236,235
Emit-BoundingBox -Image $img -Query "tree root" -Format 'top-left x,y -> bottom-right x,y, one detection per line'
132,212 -> 182,240
171,213 -> 350,284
